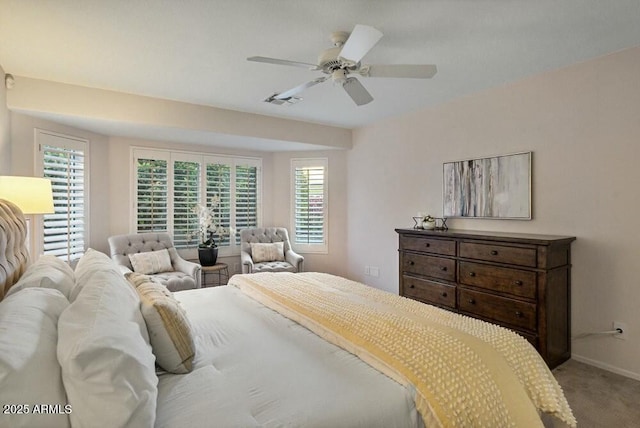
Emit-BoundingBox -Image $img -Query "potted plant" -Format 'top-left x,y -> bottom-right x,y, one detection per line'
422,214 -> 436,230
191,196 -> 228,266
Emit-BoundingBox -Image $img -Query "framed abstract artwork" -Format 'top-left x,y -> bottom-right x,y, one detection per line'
443,151 -> 532,219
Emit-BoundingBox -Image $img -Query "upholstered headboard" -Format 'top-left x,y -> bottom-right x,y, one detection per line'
0,199 -> 29,300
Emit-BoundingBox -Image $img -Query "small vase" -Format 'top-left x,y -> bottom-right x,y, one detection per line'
198,247 -> 218,266
422,220 -> 436,230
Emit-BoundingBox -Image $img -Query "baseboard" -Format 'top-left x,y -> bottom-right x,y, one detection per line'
571,354 -> 640,381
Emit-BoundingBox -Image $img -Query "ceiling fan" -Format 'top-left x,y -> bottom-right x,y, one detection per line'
248,24 -> 437,106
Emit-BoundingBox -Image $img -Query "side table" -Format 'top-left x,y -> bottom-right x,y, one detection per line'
201,263 -> 229,287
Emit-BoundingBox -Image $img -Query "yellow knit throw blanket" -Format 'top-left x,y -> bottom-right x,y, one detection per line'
230,272 -> 576,428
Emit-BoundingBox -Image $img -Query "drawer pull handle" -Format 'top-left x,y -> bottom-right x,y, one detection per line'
515,311 -> 523,317
409,284 -> 415,289
468,272 -> 476,277
514,280 -> 523,286
468,299 -> 475,304
440,266 -> 447,271
425,243 -> 431,247
409,261 -> 415,266
490,250 -> 498,255
441,292 -> 447,297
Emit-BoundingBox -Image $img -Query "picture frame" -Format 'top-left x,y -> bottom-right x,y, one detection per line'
443,151 -> 532,220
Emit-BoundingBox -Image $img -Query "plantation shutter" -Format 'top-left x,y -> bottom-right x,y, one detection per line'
132,149 -> 261,256
41,143 -> 86,262
291,159 -> 328,253
235,163 -> 259,243
173,160 -> 200,248
206,162 -> 231,246
136,158 -> 168,232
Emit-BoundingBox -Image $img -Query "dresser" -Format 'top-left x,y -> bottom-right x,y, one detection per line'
396,228 -> 575,369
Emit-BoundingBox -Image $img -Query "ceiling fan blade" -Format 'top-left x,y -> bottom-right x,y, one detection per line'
342,77 -> 373,106
247,56 -> 318,70
275,77 -> 328,99
365,64 -> 438,79
338,25 -> 383,64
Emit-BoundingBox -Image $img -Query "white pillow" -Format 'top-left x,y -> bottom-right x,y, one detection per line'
127,273 -> 196,374
250,242 -> 285,263
6,255 -> 75,300
57,269 -> 157,428
70,248 -> 121,302
0,288 -> 71,428
129,249 -> 173,275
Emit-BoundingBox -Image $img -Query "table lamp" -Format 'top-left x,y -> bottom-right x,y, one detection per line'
0,176 -> 55,253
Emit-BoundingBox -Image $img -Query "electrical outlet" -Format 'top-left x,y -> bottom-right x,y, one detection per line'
613,321 -> 627,340
365,266 -> 370,275
370,266 -> 379,277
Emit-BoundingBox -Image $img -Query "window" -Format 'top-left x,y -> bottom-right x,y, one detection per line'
132,148 -> 261,255
36,130 -> 89,262
172,159 -> 200,248
234,162 -> 259,242
205,162 -> 231,246
291,158 -> 328,253
136,157 -> 168,232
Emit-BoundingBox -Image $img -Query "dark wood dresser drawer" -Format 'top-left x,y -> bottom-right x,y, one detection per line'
403,276 -> 456,309
459,261 -> 536,299
459,242 -> 537,267
403,253 -> 456,282
396,228 -> 575,369
400,236 -> 456,256
458,288 -> 537,332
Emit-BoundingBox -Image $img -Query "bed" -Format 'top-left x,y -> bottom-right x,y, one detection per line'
0,198 -> 576,428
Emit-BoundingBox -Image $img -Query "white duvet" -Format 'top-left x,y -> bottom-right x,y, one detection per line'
156,285 -> 422,428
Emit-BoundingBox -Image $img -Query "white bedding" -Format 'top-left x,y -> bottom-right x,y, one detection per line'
157,285 -> 422,428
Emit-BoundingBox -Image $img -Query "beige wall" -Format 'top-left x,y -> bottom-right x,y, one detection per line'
271,150 -> 349,277
0,65 -> 10,174
7,77 -> 352,150
347,46 -> 640,379
10,112 -> 111,253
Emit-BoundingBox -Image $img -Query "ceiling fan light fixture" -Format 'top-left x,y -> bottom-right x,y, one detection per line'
330,31 -> 350,47
248,24 -> 437,107
332,69 -> 347,85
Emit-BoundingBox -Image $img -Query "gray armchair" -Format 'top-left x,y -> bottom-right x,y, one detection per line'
108,232 -> 201,291
240,227 -> 303,274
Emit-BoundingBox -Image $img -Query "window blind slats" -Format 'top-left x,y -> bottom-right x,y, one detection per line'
234,165 -> 258,244
206,163 -> 232,246
172,161 -> 200,248
293,163 -> 326,247
134,151 -> 261,252
136,158 -> 168,232
42,143 -> 86,262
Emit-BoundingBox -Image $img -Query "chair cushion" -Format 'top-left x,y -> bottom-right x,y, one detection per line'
250,242 -> 285,263
108,232 -> 175,271
152,271 -> 197,292
253,261 -> 297,273
129,249 -> 173,275
127,273 -> 195,374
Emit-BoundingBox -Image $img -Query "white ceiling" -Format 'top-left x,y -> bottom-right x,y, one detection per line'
1,0 -> 639,150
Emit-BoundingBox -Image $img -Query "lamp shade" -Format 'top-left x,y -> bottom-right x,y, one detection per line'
0,176 -> 54,214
